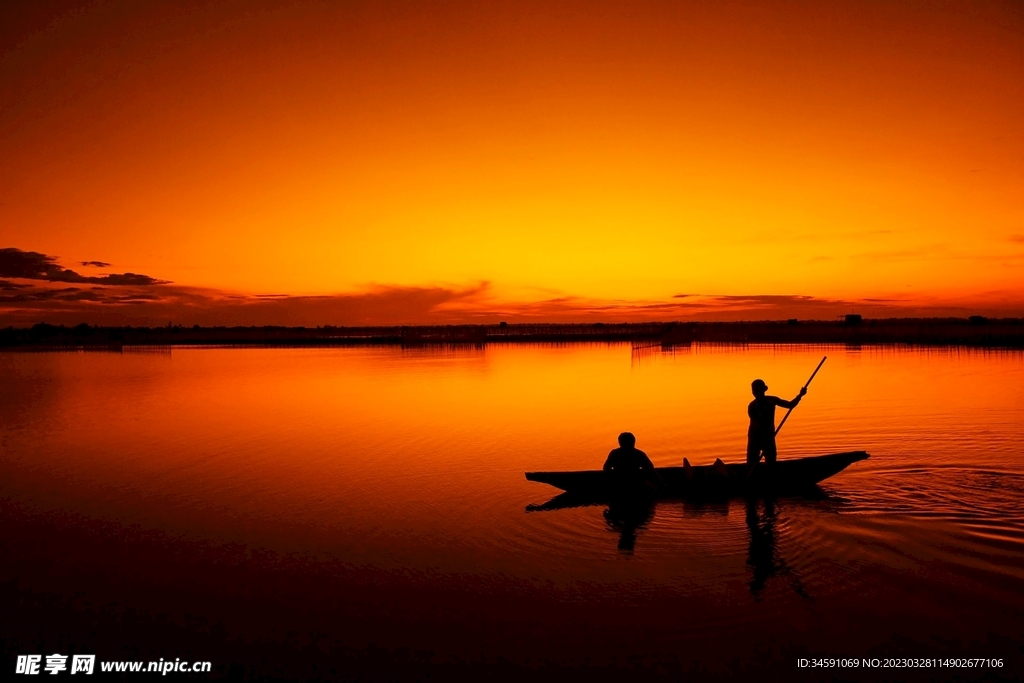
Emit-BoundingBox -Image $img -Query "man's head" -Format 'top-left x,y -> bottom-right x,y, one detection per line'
618,432 -> 636,448
751,379 -> 768,397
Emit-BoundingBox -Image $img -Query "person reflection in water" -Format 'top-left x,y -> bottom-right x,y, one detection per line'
604,498 -> 655,553
745,498 -> 778,598
745,497 -> 812,601
747,379 -> 806,467
602,432 -> 654,474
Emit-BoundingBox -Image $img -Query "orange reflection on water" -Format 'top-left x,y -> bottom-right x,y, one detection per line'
2,344 -> 1022,552
2,344 -> 1023,676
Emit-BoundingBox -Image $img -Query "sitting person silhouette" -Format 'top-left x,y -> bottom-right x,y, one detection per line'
603,432 -> 654,473
747,379 -> 806,467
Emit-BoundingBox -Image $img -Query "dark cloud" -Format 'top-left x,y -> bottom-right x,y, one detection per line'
0,260 -> 1019,326
0,281 -> 493,327
0,248 -> 167,285
1010,234 -> 1024,244
80,260 -> 111,268
0,279 -> 31,291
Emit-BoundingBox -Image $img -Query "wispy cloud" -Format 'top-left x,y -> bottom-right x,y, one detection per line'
1,247 -> 1021,326
0,279 -> 32,291
849,245 -> 946,262
0,265 -> 493,327
1,280 -> 1018,326
432,293 -> 1009,324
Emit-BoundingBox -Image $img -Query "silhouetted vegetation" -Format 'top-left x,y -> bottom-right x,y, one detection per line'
2,318 -> 1024,350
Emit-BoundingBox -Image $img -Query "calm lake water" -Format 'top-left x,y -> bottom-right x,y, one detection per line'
2,344 -> 1023,681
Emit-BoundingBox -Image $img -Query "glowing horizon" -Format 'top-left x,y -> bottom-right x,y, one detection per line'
2,1 -> 1022,325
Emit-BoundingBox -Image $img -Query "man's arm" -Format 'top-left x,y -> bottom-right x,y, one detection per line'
772,387 -> 807,410
638,449 -> 654,471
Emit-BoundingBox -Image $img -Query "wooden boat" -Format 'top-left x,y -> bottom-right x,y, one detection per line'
525,450 -> 869,499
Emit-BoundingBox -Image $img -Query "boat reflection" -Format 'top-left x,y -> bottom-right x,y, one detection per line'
527,488 -> 849,594
525,491 -> 605,512
525,492 -> 656,551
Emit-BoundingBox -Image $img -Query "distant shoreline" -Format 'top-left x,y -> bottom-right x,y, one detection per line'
3,317 -> 1023,349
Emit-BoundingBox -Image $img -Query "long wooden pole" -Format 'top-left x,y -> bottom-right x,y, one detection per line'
774,356 -> 826,436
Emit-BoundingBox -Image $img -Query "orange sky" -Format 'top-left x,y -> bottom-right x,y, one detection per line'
1,0 -> 1023,325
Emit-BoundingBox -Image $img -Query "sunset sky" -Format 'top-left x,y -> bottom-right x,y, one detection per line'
2,0 -> 1023,325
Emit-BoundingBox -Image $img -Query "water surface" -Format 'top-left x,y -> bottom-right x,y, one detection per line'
1,344 -> 1022,680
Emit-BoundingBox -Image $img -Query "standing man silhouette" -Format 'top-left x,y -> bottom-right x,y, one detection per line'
747,379 -> 806,467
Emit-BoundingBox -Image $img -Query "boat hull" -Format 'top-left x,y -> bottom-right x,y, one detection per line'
525,451 -> 869,498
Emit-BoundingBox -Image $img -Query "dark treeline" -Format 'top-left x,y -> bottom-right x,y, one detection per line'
2,316 -> 1023,349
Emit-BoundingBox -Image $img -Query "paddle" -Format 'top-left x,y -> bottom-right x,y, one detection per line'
774,356 -> 826,436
